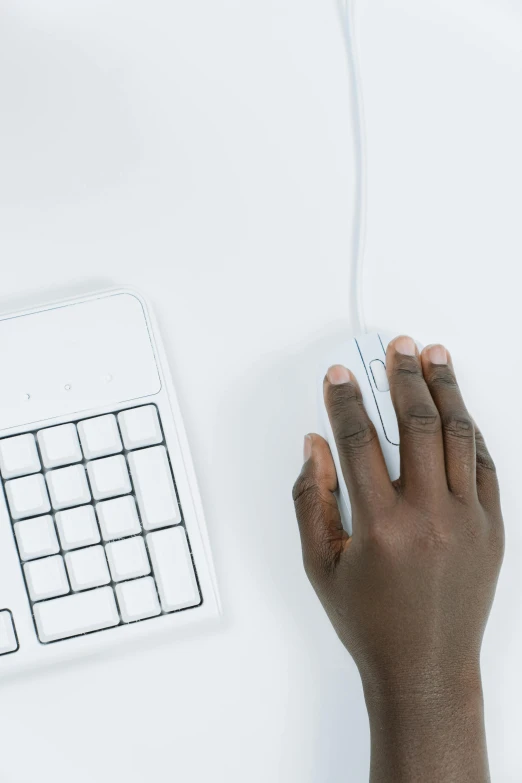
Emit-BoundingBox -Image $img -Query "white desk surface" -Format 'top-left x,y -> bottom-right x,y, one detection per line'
0,1 -> 521,780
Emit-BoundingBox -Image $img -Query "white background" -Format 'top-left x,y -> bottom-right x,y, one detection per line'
0,0 -> 521,780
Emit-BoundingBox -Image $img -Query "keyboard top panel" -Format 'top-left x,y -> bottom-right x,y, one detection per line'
0,293 -> 161,431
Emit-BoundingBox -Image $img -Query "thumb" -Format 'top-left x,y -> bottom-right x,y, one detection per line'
292,434 -> 349,582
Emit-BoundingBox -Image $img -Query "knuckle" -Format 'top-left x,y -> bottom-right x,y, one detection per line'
292,475 -> 335,534
399,402 -> 441,435
362,509 -> 453,559
336,418 -> 378,453
363,523 -> 397,552
429,366 -> 458,390
326,383 -> 377,452
476,446 -> 497,474
327,382 -> 359,418
442,410 -> 474,439
392,355 -> 423,382
292,474 -> 318,505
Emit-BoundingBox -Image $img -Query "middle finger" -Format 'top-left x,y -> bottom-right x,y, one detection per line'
386,335 -> 447,499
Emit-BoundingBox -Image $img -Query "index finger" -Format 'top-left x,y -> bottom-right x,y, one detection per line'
324,364 -> 396,531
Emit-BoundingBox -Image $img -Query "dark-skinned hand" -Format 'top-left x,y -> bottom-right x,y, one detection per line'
293,336 -> 504,783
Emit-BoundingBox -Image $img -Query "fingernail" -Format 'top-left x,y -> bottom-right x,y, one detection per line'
303,434 -> 313,461
327,365 -> 353,385
426,344 -> 448,365
393,336 -> 416,356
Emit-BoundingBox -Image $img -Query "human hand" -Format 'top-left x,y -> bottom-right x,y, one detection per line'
292,336 -> 504,782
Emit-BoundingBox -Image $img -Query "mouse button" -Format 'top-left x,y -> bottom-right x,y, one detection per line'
375,392 -> 400,447
369,359 -> 389,392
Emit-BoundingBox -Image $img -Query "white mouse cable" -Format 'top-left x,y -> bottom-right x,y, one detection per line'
338,0 -> 368,335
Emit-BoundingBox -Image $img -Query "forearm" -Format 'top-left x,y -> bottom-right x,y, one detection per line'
364,673 -> 489,783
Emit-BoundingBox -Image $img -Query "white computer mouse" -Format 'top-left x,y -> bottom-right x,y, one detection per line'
318,332 -> 423,535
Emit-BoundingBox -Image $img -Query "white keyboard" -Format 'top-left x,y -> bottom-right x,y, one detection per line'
0,290 -> 220,674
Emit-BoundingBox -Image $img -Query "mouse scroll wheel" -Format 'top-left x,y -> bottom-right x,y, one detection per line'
369,360 -> 389,392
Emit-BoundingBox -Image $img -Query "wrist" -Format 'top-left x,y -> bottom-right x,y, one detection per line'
364,671 -> 485,724
362,669 -> 489,783
359,654 -> 483,707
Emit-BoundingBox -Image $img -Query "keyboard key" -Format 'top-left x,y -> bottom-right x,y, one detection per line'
5,473 -> 51,520
116,577 -> 160,623
46,464 -> 91,510
147,527 -> 200,612
87,455 -> 131,500
118,406 -> 162,450
55,505 -> 100,550
128,446 -> 180,531
96,495 -> 140,541
0,611 -> 18,655
105,537 -> 150,582
37,424 -> 82,469
33,587 -> 119,643
24,555 -> 69,601
0,434 -> 40,479
65,545 -> 111,591
14,515 -> 59,561
78,414 -> 123,460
